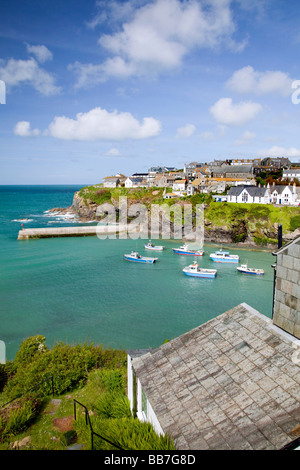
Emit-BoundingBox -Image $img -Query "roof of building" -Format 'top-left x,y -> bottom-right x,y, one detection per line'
227,185 -> 269,197
131,303 -> 300,450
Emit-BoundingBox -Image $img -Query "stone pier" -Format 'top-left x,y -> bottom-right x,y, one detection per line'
17,224 -> 127,240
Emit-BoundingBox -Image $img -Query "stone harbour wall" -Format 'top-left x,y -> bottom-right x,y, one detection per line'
273,237 -> 300,339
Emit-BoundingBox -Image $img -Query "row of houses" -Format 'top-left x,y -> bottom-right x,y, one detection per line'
102,158 -> 300,205
227,183 -> 299,206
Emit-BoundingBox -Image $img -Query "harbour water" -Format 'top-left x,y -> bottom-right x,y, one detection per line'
0,186 -> 275,360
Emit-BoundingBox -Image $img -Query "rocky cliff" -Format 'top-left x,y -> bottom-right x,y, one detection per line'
69,189 -> 300,248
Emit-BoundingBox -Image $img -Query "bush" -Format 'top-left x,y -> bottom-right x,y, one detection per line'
290,215 -> 300,232
0,396 -> 43,441
3,340 -> 122,399
14,335 -> 47,370
74,415 -> 175,450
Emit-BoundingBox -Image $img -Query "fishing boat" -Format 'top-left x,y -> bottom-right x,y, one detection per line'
237,264 -> 264,275
209,250 -> 239,263
124,251 -> 158,263
144,240 -> 165,251
183,262 -> 217,279
172,244 -> 204,256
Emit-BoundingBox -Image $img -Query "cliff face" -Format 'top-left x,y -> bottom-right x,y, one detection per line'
71,191 -> 300,248
72,192 -> 99,220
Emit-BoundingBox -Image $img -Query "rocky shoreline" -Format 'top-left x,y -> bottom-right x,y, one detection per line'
48,191 -> 300,249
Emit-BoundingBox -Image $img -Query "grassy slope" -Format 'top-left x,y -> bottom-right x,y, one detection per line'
78,186 -> 300,241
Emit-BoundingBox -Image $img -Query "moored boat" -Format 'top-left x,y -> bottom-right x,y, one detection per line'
172,244 -> 204,256
237,264 -> 264,275
144,240 -> 165,251
209,250 -> 239,263
183,262 -> 217,278
124,251 -> 158,263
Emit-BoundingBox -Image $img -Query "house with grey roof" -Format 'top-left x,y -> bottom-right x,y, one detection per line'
282,169 -> 300,182
127,235 -> 300,450
269,184 -> 298,206
227,185 -> 270,204
211,165 -> 253,179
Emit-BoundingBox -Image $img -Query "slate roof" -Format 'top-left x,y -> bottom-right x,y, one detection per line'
132,303 -> 300,450
227,186 -> 268,198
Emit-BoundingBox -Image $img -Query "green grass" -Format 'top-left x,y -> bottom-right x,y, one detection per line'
0,337 -> 174,451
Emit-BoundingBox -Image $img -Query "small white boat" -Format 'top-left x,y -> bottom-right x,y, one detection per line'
172,244 -> 204,256
183,262 -> 217,279
144,240 -> 164,251
124,251 -> 158,264
210,250 -> 239,263
237,264 -> 264,275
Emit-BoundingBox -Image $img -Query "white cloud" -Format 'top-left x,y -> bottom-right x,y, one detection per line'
47,107 -> 161,141
176,123 -> 196,138
73,0 -> 245,86
210,97 -> 262,126
26,44 -> 53,63
104,148 -> 121,156
14,121 -> 40,137
258,146 -> 300,158
234,130 -> 256,146
226,66 -> 293,97
200,131 -> 215,141
0,57 -> 61,95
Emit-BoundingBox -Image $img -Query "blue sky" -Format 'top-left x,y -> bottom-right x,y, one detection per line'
1,0 -> 300,184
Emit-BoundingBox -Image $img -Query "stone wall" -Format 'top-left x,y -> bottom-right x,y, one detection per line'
273,237 -> 300,339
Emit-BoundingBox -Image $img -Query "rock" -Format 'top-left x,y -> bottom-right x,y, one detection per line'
11,436 -> 31,449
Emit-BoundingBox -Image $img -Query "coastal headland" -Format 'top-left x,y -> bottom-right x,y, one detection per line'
17,185 -> 300,247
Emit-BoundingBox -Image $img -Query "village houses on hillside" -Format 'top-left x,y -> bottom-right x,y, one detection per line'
102,157 -> 300,206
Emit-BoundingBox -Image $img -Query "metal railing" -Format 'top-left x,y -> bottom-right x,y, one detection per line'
1,376 -> 54,409
73,399 -> 124,451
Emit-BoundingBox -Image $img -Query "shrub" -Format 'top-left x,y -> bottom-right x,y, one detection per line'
0,396 -> 43,441
14,335 -> 47,370
74,415 -> 175,450
94,392 -> 132,419
3,341 -> 115,399
290,215 -> 300,232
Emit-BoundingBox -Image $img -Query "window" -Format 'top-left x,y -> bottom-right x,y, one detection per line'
241,191 -> 248,203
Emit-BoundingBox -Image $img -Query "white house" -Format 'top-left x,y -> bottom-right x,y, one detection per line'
269,184 -> 297,205
227,185 -> 270,204
127,300 -> 300,450
102,177 -> 120,188
282,169 -> 300,181
125,177 -> 147,188
172,179 -> 187,192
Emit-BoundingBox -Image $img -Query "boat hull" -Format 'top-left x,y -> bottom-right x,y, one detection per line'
237,268 -> 264,275
183,269 -> 217,279
173,249 -> 204,256
145,245 -> 164,251
124,255 -> 157,263
210,255 -> 239,263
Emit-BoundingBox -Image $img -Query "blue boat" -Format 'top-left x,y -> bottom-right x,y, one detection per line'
237,264 -> 264,275
172,244 -> 204,256
124,251 -> 158,264
210,250 -> 239,263
183,262 -> 217,279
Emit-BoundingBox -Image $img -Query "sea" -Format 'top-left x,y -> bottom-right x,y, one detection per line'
0,185 -> 275,361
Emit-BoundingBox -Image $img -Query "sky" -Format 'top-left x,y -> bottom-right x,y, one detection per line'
1,0 -> 300,184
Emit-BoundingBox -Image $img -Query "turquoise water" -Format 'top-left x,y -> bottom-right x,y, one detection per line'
0,186 -> 275,360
